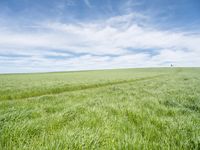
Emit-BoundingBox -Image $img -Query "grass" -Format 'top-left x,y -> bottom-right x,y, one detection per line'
0,68 -> 200,149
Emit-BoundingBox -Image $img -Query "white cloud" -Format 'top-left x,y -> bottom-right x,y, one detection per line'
84,0 -> 92,8
0,13 -> 200,73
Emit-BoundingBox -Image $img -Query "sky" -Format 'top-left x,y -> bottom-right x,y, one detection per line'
0,0 -> 200,73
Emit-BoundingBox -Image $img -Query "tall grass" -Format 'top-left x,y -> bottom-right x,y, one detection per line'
0,68 -> 200,149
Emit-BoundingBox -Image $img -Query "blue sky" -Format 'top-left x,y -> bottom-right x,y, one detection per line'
0,0 -> 200,73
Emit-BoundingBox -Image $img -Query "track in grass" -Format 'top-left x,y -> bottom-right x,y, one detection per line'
1,73 -> 169,101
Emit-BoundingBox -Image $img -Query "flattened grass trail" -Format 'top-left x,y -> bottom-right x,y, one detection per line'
0,68 -> 200,149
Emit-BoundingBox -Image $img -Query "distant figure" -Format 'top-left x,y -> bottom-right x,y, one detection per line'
171,64 -> 173,67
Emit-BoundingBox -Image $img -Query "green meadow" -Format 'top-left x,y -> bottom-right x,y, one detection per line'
0,68 -> 200,149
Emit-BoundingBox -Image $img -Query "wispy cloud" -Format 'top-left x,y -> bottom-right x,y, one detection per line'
84,0 -> 92,8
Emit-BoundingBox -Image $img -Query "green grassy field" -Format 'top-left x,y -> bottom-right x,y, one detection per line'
0,68 -> 200,149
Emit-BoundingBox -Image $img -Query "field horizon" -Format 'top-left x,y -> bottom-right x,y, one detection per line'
1,0 -> 200,149
1,66 -> 199,75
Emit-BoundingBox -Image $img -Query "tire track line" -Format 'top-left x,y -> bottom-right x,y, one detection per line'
1,73 -> 171,101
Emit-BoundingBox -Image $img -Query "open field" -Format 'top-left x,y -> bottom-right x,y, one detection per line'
0,68 -> 200,149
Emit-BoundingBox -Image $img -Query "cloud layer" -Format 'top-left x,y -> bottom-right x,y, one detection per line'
0,12 -> 200,73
